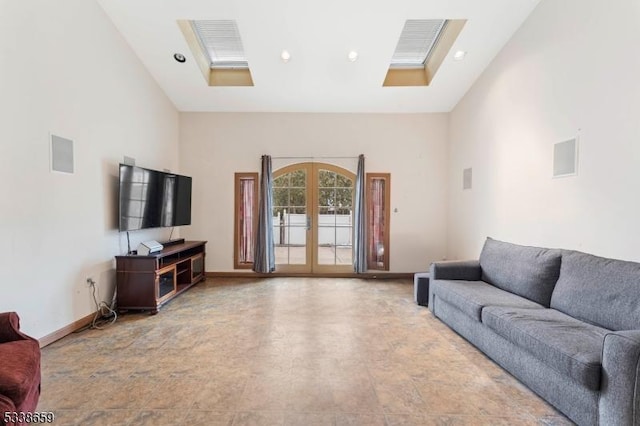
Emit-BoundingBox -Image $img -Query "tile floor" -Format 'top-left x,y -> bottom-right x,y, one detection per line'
39,278 -> 573,425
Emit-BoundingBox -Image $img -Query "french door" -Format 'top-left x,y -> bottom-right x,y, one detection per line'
273,162 -> 355,273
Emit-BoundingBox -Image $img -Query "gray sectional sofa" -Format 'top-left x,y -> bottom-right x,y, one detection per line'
428,237 -> 640,426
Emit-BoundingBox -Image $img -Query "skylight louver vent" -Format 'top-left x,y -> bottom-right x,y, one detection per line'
191,20 -> 248,69
178,19 -> 254,86
390,19 -> 447,68
383,18 -> 465,87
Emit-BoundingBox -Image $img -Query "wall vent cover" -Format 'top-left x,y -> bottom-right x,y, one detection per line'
553,138 -> 578,178
51,134 -> 74,174
463,168 -> 472,190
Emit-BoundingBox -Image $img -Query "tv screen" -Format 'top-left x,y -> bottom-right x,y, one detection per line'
119,164 -> 192,232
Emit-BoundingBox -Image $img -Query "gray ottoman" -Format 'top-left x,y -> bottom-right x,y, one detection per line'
414,272 -> 430,306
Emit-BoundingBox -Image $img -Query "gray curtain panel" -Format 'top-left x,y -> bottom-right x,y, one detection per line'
353,154 -> 367,273
253,155 -> 276,273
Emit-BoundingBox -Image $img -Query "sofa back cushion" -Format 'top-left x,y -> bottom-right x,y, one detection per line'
479,237 -> 562,306
550,250 -> 640,331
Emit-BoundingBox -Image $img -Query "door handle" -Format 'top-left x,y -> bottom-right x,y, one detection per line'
306,216 -> 311,231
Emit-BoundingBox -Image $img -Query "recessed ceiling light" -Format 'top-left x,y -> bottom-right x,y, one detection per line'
281,50 -> 291,63
173,53 -> 186,63
453,50 -> 467,61
348,51 -> 358,62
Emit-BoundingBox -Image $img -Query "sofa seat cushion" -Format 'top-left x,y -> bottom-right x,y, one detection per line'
431,279 -> 544,321
0,340 -> 41,406
482,306 -> 608,390
551,250 -> 640,331
479,238 -> 562,307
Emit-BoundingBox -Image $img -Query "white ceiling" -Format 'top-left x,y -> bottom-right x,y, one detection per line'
97,0 -> 540,113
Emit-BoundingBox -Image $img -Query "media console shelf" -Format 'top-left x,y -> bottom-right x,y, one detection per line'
116,240 -> 206,314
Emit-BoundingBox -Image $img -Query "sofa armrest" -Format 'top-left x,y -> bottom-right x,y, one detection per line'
0,393 -> 17,426
429,260 -> 481,281
0,312 -> 30,344
428,261 -> 482,313
599,329 -> 640,425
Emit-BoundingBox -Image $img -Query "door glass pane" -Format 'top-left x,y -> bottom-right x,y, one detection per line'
336,174 -> 352,187
318,188 -> 335,212
273,174 -> 288,187
337,227 -> 353,265
290,169 -> 306,187
289,188 -> 305,206
288,221 -> 306,264
317,169 -> 354,266
273,188 -> 288,212
317,226 -> 336,265
335,188 -> 352,212
273,169 -> 308,266
319,170 -> 336,187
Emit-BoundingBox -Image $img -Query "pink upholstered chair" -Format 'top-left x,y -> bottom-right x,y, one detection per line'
0,313 -> 41,426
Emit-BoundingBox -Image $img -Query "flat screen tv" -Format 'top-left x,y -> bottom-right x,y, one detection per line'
118,164 -> 192,232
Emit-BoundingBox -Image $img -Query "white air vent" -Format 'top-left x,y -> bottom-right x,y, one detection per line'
51,134 -> 74,174
463,168 -> 472,190
390,20 -> 447,68
553,138 -> 578,178
191,20 -> 248,69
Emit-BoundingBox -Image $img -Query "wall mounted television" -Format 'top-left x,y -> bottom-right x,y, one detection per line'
118,164 -> 192,232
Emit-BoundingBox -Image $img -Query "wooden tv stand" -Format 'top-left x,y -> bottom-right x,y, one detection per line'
116,240 -> 206,314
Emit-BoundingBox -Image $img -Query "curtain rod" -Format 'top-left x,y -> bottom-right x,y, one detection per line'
271,155 -> 360,160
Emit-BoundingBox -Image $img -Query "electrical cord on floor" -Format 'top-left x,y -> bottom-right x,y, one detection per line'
88,279 -> 117,329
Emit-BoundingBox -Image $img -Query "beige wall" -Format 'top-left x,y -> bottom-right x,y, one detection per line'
179,112 -> 449,272
447,0 -> 640,260
0,0 -> 179,338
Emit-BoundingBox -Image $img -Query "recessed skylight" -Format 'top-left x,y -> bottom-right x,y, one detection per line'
390,19 -> 447,68
177,20 -> 254,86
383,19 -> 466,87
191,20 -> 248,69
